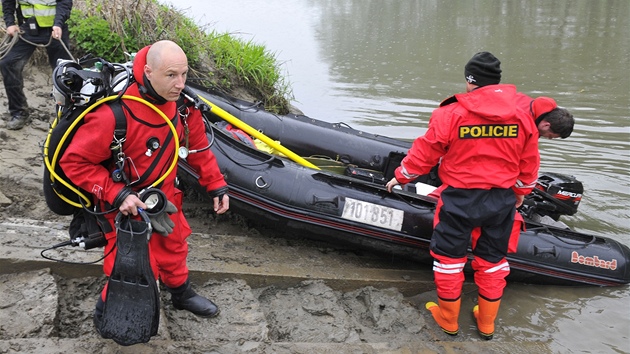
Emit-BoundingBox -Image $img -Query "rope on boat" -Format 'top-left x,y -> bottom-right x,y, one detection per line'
196,94 -> 321,170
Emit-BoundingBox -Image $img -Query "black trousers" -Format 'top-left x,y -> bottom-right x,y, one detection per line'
0,25 -> 71,116
431,186 -> 516,263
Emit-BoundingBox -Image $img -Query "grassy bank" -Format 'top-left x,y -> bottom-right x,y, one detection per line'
68,0 -> 292,113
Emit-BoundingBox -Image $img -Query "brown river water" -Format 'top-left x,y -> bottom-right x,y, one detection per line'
167,1 -> 629,352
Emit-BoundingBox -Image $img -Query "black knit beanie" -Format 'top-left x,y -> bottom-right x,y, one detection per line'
464,51 -> 502,87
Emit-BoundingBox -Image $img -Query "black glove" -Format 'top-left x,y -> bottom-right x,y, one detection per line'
147,201 -> 177,237
112,187 -> 138,209
208,186 -> 229,201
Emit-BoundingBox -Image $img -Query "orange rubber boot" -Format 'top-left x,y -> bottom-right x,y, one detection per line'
425,298 -> 460,336
473,297 -> 501,340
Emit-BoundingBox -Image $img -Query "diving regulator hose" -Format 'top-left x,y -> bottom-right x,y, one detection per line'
43,95 -> 179,210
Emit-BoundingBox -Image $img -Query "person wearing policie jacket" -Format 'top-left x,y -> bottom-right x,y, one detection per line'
60,41 -> 230,332
1,0 -> 73,130
386,51 -> 540,340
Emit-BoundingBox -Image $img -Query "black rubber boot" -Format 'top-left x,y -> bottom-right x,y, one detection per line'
166,279 -> 220,318
93,295 -> 104,335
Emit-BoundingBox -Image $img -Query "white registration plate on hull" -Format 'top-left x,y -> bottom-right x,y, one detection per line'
341,197 -> 404,231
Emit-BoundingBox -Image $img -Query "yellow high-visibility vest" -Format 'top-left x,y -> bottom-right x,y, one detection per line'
18,0 -> 57,28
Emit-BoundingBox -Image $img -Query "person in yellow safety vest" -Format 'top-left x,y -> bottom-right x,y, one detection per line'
1,0 -> 73,130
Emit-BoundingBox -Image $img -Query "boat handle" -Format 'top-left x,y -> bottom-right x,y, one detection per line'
255,176 -> 269,189
534,245 -> 557,257
312,195 -> 339,207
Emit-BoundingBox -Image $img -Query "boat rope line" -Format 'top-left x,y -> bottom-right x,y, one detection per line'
196,94 -> 320,170
198,110 -> 279,169
336,122 -> 354,129
213,132 -> 278,168
222,96 -> 265,113
0,30 -> 75,61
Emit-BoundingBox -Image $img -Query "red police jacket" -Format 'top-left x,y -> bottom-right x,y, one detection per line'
395,84 -> 540,195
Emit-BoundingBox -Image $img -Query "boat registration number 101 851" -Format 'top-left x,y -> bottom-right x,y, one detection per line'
341,197 -> 404,231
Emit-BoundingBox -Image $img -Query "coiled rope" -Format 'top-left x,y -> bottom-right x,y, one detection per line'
0,29 -> 75,61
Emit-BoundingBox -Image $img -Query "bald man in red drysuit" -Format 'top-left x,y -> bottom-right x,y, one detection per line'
61,41 -> 229,325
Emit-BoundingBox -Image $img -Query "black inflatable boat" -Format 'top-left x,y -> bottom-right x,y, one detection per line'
178,84 -> 630,287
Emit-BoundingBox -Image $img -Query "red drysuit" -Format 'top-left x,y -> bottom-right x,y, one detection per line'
60,50 -> 227,290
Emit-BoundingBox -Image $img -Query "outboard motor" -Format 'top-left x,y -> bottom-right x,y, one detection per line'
521,172 -> 584,224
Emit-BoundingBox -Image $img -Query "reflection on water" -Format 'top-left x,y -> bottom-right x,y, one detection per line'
502,283 -> 630,353
166,0 -> 629,352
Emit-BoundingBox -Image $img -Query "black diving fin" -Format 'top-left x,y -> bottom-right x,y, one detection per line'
98,212 -> 159,346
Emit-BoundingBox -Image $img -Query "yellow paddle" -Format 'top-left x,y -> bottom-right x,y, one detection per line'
196,94 -> 320,170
